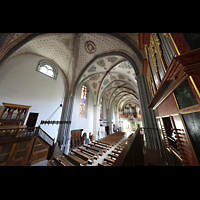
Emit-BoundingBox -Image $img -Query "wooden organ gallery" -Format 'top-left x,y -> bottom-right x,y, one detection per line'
0,33 -> 200,166
138,33 -> 200,166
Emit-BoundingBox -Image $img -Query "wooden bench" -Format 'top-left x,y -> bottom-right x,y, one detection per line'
112,150 -> 120,155
64,153 -> 88,166
104,156 -> 115,165
59,155 -> 75,166
98,161 -> 111,166
89,143 -> 107,153
47,157 -> 65,166
115,147 -> 123,151
84,145 -> 103,155
97,140 -> 114,146
98,132 -> 125,145
102,161 -> 111,166
78,147 -> 99,159
108,153 -> 118,159
93,141 -> 111,149
71,149 -> 94,164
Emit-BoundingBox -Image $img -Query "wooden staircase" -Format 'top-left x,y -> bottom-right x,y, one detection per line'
53,146 -> 63,158
0,126 -> 55,166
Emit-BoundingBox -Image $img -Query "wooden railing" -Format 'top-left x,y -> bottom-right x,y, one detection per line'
140,127 -> 165,158
113,129 -> 144,166
37,126 -> 55,160
38,126 -> 54,146
113,127 -> 166,166
0,127 -> 39,140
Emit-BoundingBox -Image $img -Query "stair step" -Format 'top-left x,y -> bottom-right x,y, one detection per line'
53,146 -> 63,158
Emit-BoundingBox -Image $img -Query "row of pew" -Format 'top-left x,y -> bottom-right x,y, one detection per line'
98,132 -> 134,166
47,132 -> 126,166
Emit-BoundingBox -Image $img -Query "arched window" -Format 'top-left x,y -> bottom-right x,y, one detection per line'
79,85 -> 87,117
36,60 -> 58,79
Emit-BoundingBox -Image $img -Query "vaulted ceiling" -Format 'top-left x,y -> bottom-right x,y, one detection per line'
0,33 -> 144,109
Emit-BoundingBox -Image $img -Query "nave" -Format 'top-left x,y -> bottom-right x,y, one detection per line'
2,33 -> 199,166
47,131 -> 133,166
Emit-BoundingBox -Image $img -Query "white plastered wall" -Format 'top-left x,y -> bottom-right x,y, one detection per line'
0,54 -> 66,141
70,83 -> 94,138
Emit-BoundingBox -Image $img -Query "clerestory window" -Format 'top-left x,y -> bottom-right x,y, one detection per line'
37,60 -> 58,79
79,85 -> 87,117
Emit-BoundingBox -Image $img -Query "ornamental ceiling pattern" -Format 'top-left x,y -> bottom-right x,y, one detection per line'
0,33 -> 143,109
6,33 -> 74,88
77,54 -> 138,106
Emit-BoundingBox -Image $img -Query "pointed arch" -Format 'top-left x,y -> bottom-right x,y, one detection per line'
73,51 -> 140,97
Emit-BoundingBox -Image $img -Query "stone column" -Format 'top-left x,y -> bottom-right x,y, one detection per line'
136,74 -> 157,128
106,108 -> 112,135
136,74 -> 163,153
60,95 -> 75,154
93,105 -> 100,140
59,34 -> 80,154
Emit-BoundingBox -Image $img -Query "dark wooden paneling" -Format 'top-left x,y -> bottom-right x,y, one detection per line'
29,137 -> 49,165
157,93 -> 178,116
182,111 -> 200,164
113,130 -> 144,166
170,33 -> 191,54
173,79 -> 198,109
0,137 -> 35,166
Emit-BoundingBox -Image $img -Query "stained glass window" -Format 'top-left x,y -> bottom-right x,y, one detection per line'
79,85 -> 87,117
100,98 -> 103,119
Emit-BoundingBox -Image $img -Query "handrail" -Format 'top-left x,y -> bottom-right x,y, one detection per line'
113,127 -> 166,166
38,126 -> 54,146
0,126 -> 54,146
0,126 -> 39,141
140,127 -> 164,158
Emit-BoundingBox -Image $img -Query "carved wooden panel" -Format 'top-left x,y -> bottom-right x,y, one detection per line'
29,137 -> 49,165
0,103 -> 31,127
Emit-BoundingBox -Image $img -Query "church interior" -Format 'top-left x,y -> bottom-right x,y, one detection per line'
0,33 -> 200,166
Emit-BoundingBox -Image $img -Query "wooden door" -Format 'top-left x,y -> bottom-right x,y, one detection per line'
26,113 -> 39,127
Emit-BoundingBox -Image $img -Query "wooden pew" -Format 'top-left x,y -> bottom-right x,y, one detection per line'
70,129 -> 83,149
59,155 -> 75,166
99,132 -> 125,145
112,150 -> 120,155
94,141 -> 112,149
108,153 -> 118,159
71,149 -> 94,163
115,147 -> 123,151
102,161 -> 111,166
65,152 -> 88,166
84,145 -> 103,155
89,143 -> 107,153
78,147 -> 99,159
96,140 -> 113,147
98,161 -> 111,166
47,157 -> 65,166
104,156 -> 115,165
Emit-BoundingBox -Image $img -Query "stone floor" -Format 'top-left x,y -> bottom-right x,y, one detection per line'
31,159 -> 48,166
89,135 -> 128,166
